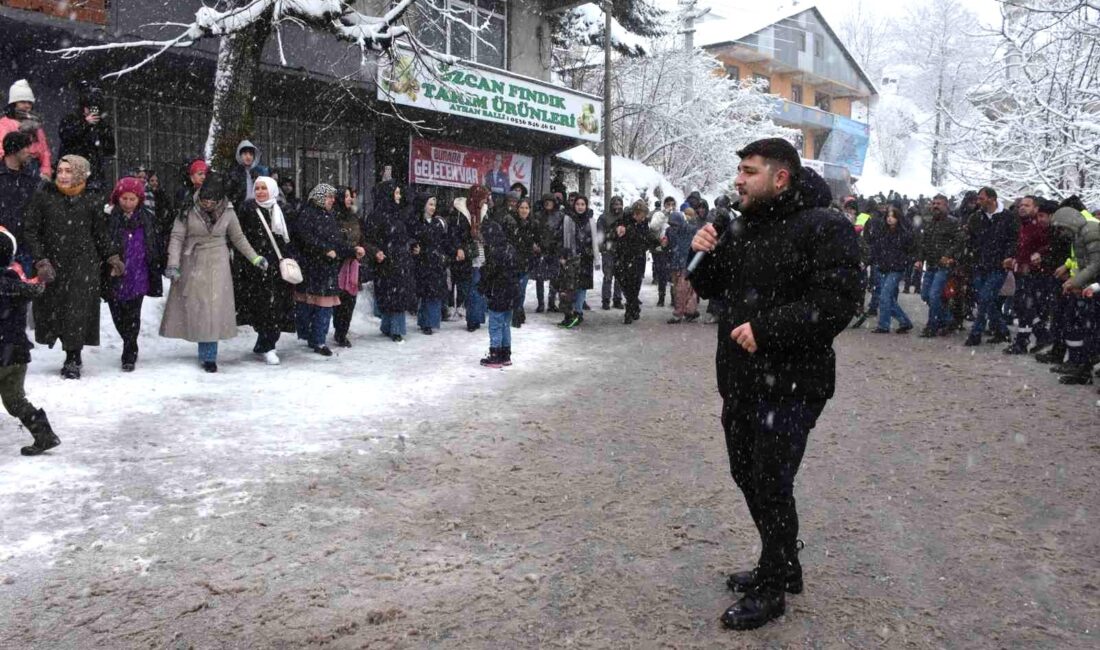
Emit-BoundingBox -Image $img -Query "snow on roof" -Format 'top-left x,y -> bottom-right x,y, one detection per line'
555,145 -> 604,169
693,0 -> 816,49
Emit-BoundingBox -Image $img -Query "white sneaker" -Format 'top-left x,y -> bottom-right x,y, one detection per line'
264,350 -> 280,365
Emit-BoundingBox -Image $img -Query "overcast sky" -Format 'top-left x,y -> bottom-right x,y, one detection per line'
683,0 -> 1005,30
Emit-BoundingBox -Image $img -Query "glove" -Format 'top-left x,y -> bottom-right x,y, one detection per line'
252,256 -> 270,272
34,259 -> 56,283
165,266 -> 181,280
107,255 -> 126,278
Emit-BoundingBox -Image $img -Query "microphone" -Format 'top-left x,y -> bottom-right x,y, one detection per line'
686,200 -> 738,276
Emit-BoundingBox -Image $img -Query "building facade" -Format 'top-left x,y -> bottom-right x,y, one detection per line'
0,0 -> 600,206
696,3 -> 877,179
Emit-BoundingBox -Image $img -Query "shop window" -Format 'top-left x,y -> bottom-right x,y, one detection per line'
416,0 -> 508,70
791,84 -> 803,104
1,0 -> 107,25
753,73 -> 771,93
725,64 -> 740,81
815,92 -> 831,113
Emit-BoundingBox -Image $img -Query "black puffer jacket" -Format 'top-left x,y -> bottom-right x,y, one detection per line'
690,168 -> 863,401
965,206 -> 1019,272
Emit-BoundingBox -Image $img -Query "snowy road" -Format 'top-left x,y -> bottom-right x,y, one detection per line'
1,279 -> 1097,648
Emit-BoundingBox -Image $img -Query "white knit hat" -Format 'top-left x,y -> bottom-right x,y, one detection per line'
8,79 -> 35,105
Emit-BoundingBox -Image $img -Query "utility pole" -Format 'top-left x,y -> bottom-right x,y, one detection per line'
603,0 -> 613,206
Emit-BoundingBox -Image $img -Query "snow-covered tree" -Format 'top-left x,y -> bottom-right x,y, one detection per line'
953,1 -> 1100,205
836,0 -> 895,90
870,94 -> 918,177
551,0 -> 667,55
573,43 -> 796,193
51,0 -> 468,171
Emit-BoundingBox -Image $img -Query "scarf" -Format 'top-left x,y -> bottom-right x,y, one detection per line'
563,212 -> 577,253
57,183 -> 86,197
254,176 -> 289,241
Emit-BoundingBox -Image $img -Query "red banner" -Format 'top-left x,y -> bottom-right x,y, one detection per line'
409,138 -> 533,194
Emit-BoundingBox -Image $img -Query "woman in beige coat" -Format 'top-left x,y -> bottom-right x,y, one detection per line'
159,174 -> 268,372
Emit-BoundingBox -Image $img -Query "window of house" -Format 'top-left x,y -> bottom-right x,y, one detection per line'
815,92 -> 831,112
791,84 -> 803,104
753,73 -> 771,93
416,0 -> 508,70
795,31 -> 807,52
813,35 -> 824,58
725,64 -> 740,81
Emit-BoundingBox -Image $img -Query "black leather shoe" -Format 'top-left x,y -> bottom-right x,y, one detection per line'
726,568 -> 803,595
896,325 -> 913,334
720,591 -> 785,631
202,361 -> 218,373
963,335 -> 982,346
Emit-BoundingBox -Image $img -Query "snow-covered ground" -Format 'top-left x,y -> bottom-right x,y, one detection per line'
0,284 -> 561,565
857,134 -> 966,199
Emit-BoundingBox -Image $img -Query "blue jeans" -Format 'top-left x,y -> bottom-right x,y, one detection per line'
417,299 -> 442,329
573,289 -> 587,314
198,342 -> 218,363
921,267 -> 951,330
295,303 -> 333,348
877,271 -> 912,330
868,266 -> 883,311
488,310 -> 512,348
515,273 -> 530,311
466,268 -> 487,327
380,311 -> 407,337
970,270 -> 1008,337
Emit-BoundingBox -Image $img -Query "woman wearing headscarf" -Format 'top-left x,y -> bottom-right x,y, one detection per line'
160,173 -> 268,373
22,154 -> 124,379
548,194 -> 597,329
291,184 -> 364,356
103,176 -> 164,372
367,181 -> 417,343
232,176 -> 297,365
413,192 -> 451,335
332,187 -> 373,347
530,194 -> 561,314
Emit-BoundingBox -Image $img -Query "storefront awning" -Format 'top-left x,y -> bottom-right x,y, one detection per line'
555,145 -> 603,169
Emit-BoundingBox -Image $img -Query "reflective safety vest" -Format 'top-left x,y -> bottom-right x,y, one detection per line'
855,213 -> 871,231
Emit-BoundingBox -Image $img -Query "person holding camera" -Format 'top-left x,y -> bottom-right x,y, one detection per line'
689,138 -> 862,631
58,83 -> 115,190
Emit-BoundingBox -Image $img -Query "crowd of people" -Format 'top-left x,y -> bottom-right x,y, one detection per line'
845,188 -> 1100,389
0,76 -> 1096,460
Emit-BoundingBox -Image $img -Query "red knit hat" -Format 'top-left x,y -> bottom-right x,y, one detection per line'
110,176 -> 146,209
188,159 -> 209,176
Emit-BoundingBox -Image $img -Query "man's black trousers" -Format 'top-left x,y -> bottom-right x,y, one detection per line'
722,394 -> 826,594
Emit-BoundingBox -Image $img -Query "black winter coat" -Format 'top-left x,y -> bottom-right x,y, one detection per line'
690,169 -> 863,401
478,217 -> 517,312
510,214 -> 541,272
0,164 -> 40,248
367,190 -> 418,313
232,201 -> 296,332
414,215 -> 452,300
0,269 -> 41,366
548,208 -> 595,291
610,217 -> 659,276
57,112 -> 115,185
966,209 -> 1019,272
529,206 -> 559,281
917,215 -> 962,267
448,207 -> 475,284
876,226 -> 916,273
292,203 -> 355,298
103,205 -> 164,300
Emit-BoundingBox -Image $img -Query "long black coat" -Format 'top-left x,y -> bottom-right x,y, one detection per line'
548,208 -> 595,291
510,213 -> 542,273
233,200 -> 296,332
292,203 -> 355,298
529,203 -> 560,281
58,112 -> 115,185
414,215 -> 452,300
23,183 -> 119,348
367,191 -> 418,313
102,205 -> 164,300
690,168 -> 862,402
448,207 -> 475,284
478,217 -> 517,312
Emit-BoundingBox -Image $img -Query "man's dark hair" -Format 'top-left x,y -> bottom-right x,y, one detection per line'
978,186 -> 997,199
2,131 -> 33,157
932,193 -> 949,202
1023,194 -> 1040,204
663,196 -> 676,205
843,198 -> 858,211
736,138 -> 802,177
1039,199 -> 1060,215
1059,195 -> 1086,211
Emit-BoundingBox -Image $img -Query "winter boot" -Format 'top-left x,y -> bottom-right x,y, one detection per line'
480,347 -> 502,368
720,591 -> 786,631
612,299 -> 624,310
19,409 -> 60,456
547,296 -> 558,313
657,288 -> 666,307
1035,343 -> 1066,364
512,312 -> 522,328
535,303 -> 545,314
1057,364 -> 1094,385
121,340 -> 138,372
61,351 -> 81,380
1003,334 -> 1030,355
501,346 -> 512,367
557,311 -> 574,327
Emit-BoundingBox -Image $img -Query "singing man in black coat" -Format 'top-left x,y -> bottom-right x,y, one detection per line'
689,138 -> 862,631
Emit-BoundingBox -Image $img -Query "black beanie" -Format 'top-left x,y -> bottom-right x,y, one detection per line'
198,173 -> 226,201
